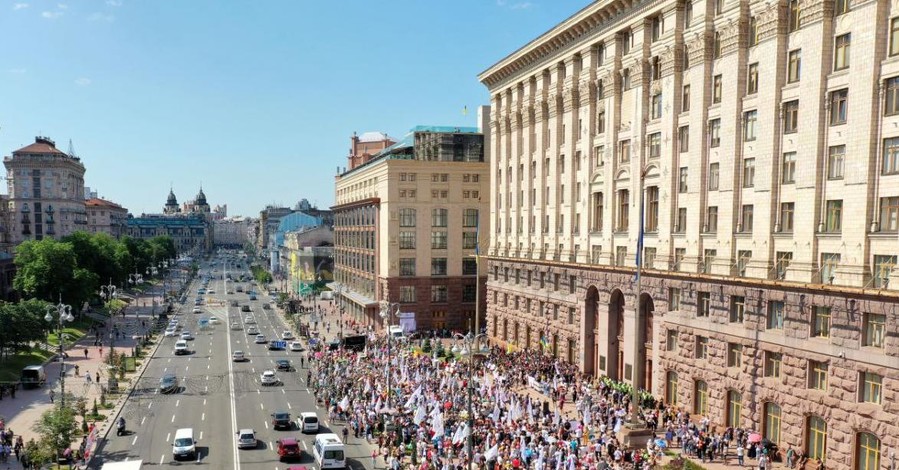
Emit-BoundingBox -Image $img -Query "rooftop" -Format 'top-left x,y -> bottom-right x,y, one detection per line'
86,198 -> 124,209
357,131 -> 395,143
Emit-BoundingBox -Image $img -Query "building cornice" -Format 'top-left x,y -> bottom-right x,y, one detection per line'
330,197 -> 381,212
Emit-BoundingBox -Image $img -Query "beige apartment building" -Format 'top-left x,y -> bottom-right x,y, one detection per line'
86,197 -> 129,238
479,0 -> 898,466
332,123 -> 490,331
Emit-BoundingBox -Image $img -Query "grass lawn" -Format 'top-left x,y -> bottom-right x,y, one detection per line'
0,348 -> 54,381
45,318 -> 95,348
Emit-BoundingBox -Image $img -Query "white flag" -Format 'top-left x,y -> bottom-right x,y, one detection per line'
484,444 -> 499,461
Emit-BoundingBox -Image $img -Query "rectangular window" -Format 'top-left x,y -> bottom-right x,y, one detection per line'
597,111 -> 606,134
737,250 -> 751,277
835,0 -> 849,15
782,152 -> 796,183
617,190 -> 629,230
713,75 -> 722,103
709,163 -> 720,190
399,286 -> 416,303
697,292 -> 710,317
682,85 -> 691,112
615,246 -> 628,266
881,197 -> 899,232
619,140 -> 631,163
812,306 -> 831,338
695,336 -> 708,359
646,186 -> 659,232
809,361 -> 828,390
830,89 -> 848,125
789,0 -> 800,32
709,119 -> 720,147
863,313 -> 886,348
399,208 -> 416,227
821,253 -> 840,284
702,249 -> 715,274
399,231 -> 416,249
788,49 -> 801,83
673,248 -> 686,271
431,231 -> 448,249
694,381 -> 708,415
666,329 -> 678,352
678,167 -> 688,193
462,231 -> 477,249
707,206 -> 718,233
462,208 -> 479,227
872,255 -> 896,288
743,158 -> 756,188
747,63 -> 759,94
744,110 -> 757,141
399,258 -> 416,276
749,16 -> 759,45
729,296 -> 745,323
678,126 -> 689,152
649,133 -> 661,159
431,208 -> 448,227
727,343 -> 742,367
776,251 -> 793,280
781,202 -> 795,232
828,145 -> 845,179
742,205 -> 754,232
892,18 -> 899,56
767,301 -> 785,330
462,258 -> 477,275
669,287 -> 681,311
784,100 -> 799,133
825,200 -> 843,233
887,77 -> 899,115
883,137 -> 899,175
860,372 -> 882,404
676,207 -> 687,233
430,285 -> 448,303
651,93 -> 663,119
764,351 -> 782,378
431,258 -> 447,276
834,34 -> 850,71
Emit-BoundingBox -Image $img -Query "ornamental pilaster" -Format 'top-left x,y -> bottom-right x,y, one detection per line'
579,77 -> 593,107
563,85 -> 577,113
659,45 -> 678,78
686,32 -> 708,66
719,19 -> 741,57
799,0 -> 828,26
548,93 -> 561,119
756,3 -> 780,42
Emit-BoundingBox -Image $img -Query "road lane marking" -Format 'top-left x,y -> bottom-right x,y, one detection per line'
141,417 -> 146,426
202,412 -> 205,421
185,366 -> 189,372
206,375 -> 209,380
260,403 -> 264,409
149,402 -> 153,409
207,364 -> 210,369
302,441 -> 308,450
131,435 -> 138,446
225,302 -> 242,470
171,415 -> 175,423
264,421 -> 268,429
168,358 -> 171,363
160,455 -> 164,465
166,432 -> 171,442
175,399 -> 180,407
205,385 -> 208,392
200,431 -> 203,440
203,399 -> 207,406
287,402 -> 291,410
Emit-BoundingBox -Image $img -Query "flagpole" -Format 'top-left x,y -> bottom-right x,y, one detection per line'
630,166 -> 648,424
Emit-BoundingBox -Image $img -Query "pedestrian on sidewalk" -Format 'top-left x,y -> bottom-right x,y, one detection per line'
86,374 -> 92,385
99,343 -> 103,356
74,365 -> 80,377
84,348 -> 89,358
49,390 -> 55,403
95,371 -> 100,384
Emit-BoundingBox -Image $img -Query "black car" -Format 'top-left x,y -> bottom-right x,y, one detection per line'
241,305 -> 251,312
159,373 -> 179,393
274,359 -> 293,371
271,411 -> 292,430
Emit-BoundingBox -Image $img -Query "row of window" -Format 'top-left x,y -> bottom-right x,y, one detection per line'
666,374 -> 882,469
396,283 -> 477,304
398,231 -> 478,250
399,258 -> 478,277
398,208 -> 479,228
491,265 -> 578,294
491,315 -> 577,364
397,172 -> 481,183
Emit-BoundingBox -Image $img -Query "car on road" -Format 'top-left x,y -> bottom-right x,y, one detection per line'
174,340 -> 189,355
276,437 -> 302,462
281,331 -> 294,340
268,341 -> 286,351
164,327 -> 178,337
262,303 -> 271,310
230,322 -> 243,331
246,326 -> 259,335
180,331 -> 194,341
208,289 -> 216,294
227,290 -> 235,294
260,370 -> 279,386
159,373 -> 179,393
172,428 -> 197,461
274,359 -> 293,371
289,341 -> 304,352
255,334 -> 267,344
192,307 -> 202,314
209,317 -> 220,325
271,411 -> 292,429
244,316 -> 256,324
299,412 -> 319,433
232,350 -> 247,362
236,429 -> 257,449
241,305 -> 251,312
230,300 -> 239,307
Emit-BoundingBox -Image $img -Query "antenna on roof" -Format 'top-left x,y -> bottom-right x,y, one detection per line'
67,139 -> 76,158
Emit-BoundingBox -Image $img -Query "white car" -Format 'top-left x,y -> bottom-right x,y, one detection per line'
192,307 -> 202,314
289,341 -> 304,352
164,327 -> 178,337
260,370 -> 279,386
209,317 -> 220,324
247,326 -> 259,335
255,334 -> 267,344
244,317 -> 256,324
281,331 -> 294,340
232,350 -> 246,362
174,340 -> 189,355
180,331 -> 194,341
230,322 -> 242,331
236,429 -> 257,449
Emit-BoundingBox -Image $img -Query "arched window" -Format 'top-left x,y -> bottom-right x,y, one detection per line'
856,432 -> 880,470
666,371 -> 679,406
806,416 -> 827,460
727,390 -> 742,428
694,380 -> 708,415
764,403 -> 782,444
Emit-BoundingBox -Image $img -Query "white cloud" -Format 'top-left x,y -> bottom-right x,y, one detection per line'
12,3 -> 29,10
57,3 -> 67,9
106,0 -> 122,5
510,2 -> 533,9
88,12 -> 114,22
41,10 -> 63,18
75,77 -> 92,86
9,68 -> 26,74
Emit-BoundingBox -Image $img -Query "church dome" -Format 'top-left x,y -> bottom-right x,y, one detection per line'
195,188 -> 207,205
166,189 -> 178,206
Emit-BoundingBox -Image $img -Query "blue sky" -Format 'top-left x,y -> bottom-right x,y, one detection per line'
0,0 -> 579,217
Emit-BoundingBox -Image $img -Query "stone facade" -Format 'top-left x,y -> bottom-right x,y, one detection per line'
86,197 -> 129,238
480,0 -> 899,466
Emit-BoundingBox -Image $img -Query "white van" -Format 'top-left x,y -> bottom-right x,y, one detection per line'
388,325 -> 405,340
319,291 -> 333,301
313,433 -> 345,469
172,428 -> 196,460
299,412 -> 319,433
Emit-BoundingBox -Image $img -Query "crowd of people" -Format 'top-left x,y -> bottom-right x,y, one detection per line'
305,326 -> 791,470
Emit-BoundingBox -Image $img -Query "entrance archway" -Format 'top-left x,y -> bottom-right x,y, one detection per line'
608,289 -> 625,381
638,293 -> 656,391
583,286 -> 600,376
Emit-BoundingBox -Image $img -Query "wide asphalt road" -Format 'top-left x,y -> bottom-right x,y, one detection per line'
92,259 -> 377,470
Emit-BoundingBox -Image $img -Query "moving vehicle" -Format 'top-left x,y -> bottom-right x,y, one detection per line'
255,334 -> 267,344
230,300 -> 239,307
244,316 -> 256,324
246,326 -> 259,335
209,317 -> 220,325
172,428 -> 197,460
164,327 -> 178,337
231,351 -> 247,362
241,305 -> 251,312
159,373 -> 179,393
180,331 -> 194,341
269,340 -> 286,351
116,417 -> 126,436
20,365 -> 47,389
388,325 -> 405,340
271,411 -> 292,429
276,438 -> 302,462
289,341 -> 304,352
281,331 -> 294,340
319,291 -> 334,301
313,433 -> 345,469
260,370 -> 279,385
174,340 -> 189,355
249,294 -> 257,301
262,303 -> 271,310
299,412 -> 319,433
192,307 -> 202,314
230,323 -> 243,331
274,359 -> 293,371
236,429 -> 257,449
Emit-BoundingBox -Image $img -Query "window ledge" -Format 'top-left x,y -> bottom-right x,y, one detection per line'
869,230 -> 899,238
816,232 -> 843,239
773,231 -> 794,238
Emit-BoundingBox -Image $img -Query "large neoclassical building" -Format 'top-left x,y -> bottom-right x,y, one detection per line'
479,0 -> 897,466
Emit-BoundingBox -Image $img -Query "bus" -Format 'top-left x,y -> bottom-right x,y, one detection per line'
313,433 -> 345,469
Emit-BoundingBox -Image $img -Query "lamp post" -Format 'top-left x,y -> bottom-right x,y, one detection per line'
378,301 -> 399,406
451,331 -> 489,470
45,297 -> 74,408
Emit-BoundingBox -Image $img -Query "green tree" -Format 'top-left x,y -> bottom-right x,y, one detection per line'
13,239 -> 79,301
0,300 -> 50,358
33,406 -> 79,462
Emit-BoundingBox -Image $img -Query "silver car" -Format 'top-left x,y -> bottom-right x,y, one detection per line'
236,428 -> 256,449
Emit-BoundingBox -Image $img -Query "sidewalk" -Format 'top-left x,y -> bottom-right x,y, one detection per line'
0,282 -> 168,469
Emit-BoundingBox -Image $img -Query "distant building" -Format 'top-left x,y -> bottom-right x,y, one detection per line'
347,131 -> 396,171
86,198 -> 129,238
280,226 -> 334,296
213,216 -> 253,248
211,204 -> 227,221
127,188 -> 214,254
4,136 -> 88,243
333,125 -> 490,331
